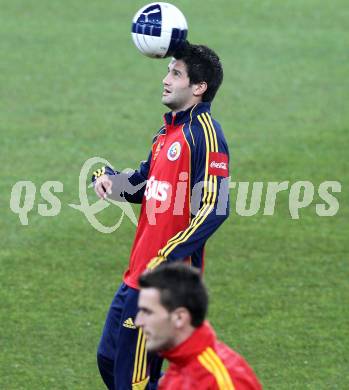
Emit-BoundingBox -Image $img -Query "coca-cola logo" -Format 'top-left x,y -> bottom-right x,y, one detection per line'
210,161 -> 227,170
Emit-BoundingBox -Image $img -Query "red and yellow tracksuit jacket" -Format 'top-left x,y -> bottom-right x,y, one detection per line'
159,321 -> 262,390
95,102 -> 230,288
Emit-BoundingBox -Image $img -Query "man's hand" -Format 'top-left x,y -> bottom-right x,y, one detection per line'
146,256 -> 166,270
92,166 -> 116,199
94,174 -> 112,199
93,173 -> 112,200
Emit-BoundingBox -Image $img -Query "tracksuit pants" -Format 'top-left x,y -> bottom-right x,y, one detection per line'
97,282 -> 162,390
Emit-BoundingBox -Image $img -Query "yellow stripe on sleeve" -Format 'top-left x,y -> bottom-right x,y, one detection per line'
206,347 -> 235,389
201,113 -> 215,156
198,347 -> 235,390
159,202 -> 212,258
205,113 -> 219,151
198,114 -> 212,204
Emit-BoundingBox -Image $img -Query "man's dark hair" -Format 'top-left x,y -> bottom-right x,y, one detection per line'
173,41 -> 223,102
138,263 -> 208,327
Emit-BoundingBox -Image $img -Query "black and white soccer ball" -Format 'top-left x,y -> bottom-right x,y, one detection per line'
131,2 -> 188,58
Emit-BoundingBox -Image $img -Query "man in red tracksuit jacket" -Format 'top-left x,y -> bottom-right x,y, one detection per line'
93,42 -> 230,389
136,263 -> 262,390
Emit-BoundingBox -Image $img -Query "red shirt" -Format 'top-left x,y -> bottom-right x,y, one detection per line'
159,321 -> 262,390
123,103 -> 230,288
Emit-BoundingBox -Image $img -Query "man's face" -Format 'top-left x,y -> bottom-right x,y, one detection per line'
135,288 -> 176,352
162,58 -> 194,112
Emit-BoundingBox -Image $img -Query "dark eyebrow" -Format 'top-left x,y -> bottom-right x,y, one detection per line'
167,65 -> 182,75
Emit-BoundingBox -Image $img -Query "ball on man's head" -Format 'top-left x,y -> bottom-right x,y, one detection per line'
131,2 -> 188,58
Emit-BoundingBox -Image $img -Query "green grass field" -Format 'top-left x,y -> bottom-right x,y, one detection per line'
1,0 -> 348,388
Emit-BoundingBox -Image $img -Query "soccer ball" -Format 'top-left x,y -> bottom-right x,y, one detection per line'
131,2 -> 188,58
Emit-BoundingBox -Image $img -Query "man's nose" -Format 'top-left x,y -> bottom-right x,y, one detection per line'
163,73 -> 170,86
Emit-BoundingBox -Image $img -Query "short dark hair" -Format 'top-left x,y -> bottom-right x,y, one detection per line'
138,263 -> 208,327
173,41 -> 223,102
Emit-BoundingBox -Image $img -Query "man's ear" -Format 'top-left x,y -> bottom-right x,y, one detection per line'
172,307 -> 191,329
193,81 -> 207,97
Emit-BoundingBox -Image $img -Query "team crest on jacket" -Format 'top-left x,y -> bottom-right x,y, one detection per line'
167,142 -> 181,161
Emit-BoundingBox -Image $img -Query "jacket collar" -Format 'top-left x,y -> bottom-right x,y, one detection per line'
160,321 -> 216,366
163,102 -> 211,127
